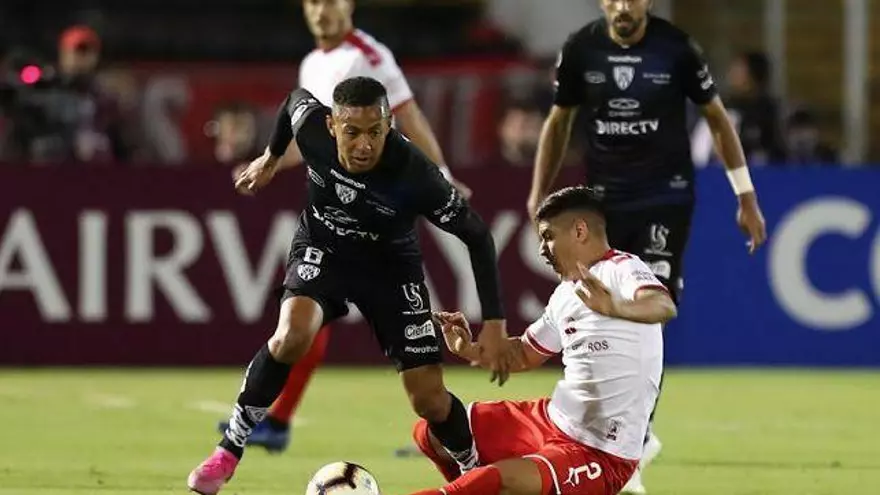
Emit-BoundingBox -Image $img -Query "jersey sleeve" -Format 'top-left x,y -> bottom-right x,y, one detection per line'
616,257 -> 669,301
523,309 -> 563,357
267,88 -> 325,156
553,34 -> 586,107
366,45 -> 414,110
412,150 -> 505,320
679,37 -> 718,105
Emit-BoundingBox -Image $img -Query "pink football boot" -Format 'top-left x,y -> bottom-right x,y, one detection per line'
187,447 -> 239,495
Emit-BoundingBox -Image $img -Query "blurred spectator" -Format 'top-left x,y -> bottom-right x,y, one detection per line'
691,51 -> 786,167
784,108 -> 837,165
485,0 -> 600,58
0,25 -> 134,164
484,0 -> 671,58
495,97 -> 544,167
206,101 -> 261,166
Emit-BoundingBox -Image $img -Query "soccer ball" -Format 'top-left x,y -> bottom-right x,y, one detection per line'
305,461 -> 381,495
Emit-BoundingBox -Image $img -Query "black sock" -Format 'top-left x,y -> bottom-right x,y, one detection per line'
427,393 -> 476,466
219,344 -> 291,458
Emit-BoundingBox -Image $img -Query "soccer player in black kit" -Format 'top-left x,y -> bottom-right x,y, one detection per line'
526,1 -> 767,494
187,77 -> 513,495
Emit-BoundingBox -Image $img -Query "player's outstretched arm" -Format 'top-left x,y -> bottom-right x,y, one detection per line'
417,167 -> 514,384
435,312 -> 548,373
701,96 -> 768,254
275,140 -> 304,170
527,105 -> 579,220
234,89 -> 319,195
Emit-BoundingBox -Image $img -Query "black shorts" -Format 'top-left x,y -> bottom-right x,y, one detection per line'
604,203 -> 694,303
281,242 -> 441,371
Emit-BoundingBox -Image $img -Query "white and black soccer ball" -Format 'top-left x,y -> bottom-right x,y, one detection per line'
305,462 -> 381,495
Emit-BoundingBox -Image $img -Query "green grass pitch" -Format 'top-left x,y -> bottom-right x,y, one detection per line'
1,367 -> 878,494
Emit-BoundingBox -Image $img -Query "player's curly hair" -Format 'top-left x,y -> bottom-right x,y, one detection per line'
332,76 -> 390,114
535,186 -> 606,224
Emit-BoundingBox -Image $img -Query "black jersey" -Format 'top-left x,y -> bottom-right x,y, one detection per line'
268,88 -> 504,319
554,16 -> 717,207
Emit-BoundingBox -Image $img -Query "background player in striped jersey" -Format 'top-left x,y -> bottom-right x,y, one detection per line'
219,0 -> 470,452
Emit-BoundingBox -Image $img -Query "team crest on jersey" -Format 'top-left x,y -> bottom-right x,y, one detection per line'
613,66 -> 635,90
335,183 -> 357,204
297,263 -> 320,281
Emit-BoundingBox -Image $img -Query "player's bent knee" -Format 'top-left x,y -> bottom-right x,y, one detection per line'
495,459 -> 546,495
409,388 -> 450,422
402,366 -> 449,422
268,296 -> 324,363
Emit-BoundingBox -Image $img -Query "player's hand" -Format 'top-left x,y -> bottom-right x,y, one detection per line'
434,311 -> 480,361
574,262 -> 618,317
451,178 -> 473,200
736,193 -> 767,254
233,152 -> 279,196
231,163 -> 247,182
476,319 -> 514,386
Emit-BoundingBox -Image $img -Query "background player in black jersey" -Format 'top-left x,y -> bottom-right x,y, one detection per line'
525,1 -> 767,494
187,77 -> 513,495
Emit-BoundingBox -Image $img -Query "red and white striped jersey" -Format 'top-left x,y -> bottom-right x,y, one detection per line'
298,29 -> 414,110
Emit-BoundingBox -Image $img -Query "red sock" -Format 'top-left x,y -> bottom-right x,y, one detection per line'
267,325 -> 330,424
412,419 -> 461,482
409,466 -> 502,495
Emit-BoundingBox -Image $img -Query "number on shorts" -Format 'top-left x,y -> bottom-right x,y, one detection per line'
564,462 -> 602,486
304,247 -> 324,265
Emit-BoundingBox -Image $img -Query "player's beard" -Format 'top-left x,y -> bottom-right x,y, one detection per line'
612,14 -> 643,39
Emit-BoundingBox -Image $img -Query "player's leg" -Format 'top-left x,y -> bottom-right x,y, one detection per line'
620,203 -> 694,494
215,324 -> 331,452
188,244 -> 346,495
412,417 -> 461,482
355,278 -> 479,472
408,459 -> 544,495
188,295 -> 325,494
412,399 -> 548,482
267,324 -> 330,421
401,365 -> 480,472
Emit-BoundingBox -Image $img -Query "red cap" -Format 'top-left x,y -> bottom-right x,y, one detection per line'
59,25 -> 101,52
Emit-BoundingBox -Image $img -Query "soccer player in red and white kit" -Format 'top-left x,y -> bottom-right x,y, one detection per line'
409,186 -> 677,495
221,0 -> 470,452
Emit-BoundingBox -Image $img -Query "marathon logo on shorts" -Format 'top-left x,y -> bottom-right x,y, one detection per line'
404,345 -> 440,354
595,119 -> 659,136
297,263 -> 320,281
405,320 -> 436,340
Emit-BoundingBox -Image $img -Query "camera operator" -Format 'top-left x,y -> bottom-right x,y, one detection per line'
1,25 -> 133,165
